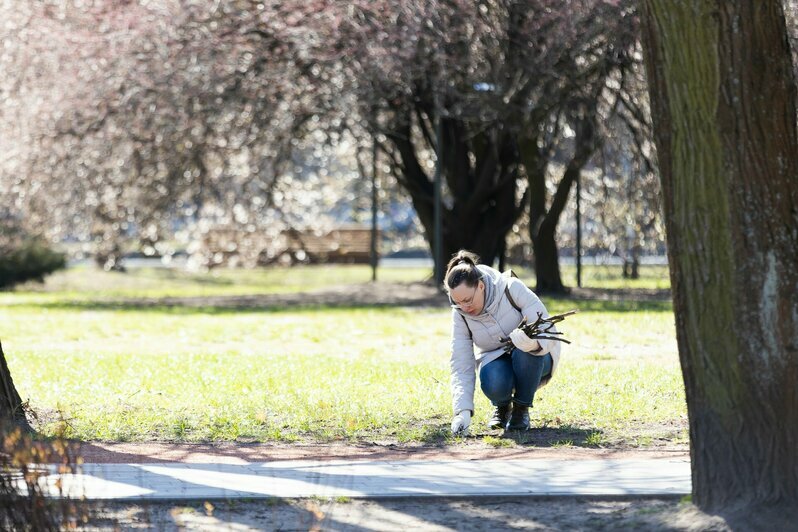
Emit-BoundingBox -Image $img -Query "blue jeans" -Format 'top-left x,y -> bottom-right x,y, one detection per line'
479,349 -> 553,407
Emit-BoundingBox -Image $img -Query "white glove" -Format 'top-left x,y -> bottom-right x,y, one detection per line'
509,328 -> 541,353
450,410 -> 471,435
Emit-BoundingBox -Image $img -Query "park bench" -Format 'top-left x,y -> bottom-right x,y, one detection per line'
274,226 -> 376,264
201,225 -> 377,266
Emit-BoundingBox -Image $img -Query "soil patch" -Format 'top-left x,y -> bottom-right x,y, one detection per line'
77,441 -> 688,464
567,286 -> 671,302
61,282 -> 671,311
77,497 -> 730,531
81,282 -> 450,310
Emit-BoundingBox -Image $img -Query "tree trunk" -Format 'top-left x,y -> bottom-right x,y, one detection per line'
526,115 -> 596,294
0,341 -> 30,430
384,111 -> 526,282
641,0 -> 798,521
530,220 -> 565,293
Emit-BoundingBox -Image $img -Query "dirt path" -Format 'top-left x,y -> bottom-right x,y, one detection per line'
68,281 -> 671,311
77,441 -> 689,464
81,496 -> 730,532
70,440 -> 726,531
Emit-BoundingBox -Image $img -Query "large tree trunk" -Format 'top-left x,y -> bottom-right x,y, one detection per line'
383,111 -> 526,282
641,0 -> 798,522
0,341 -> 30,430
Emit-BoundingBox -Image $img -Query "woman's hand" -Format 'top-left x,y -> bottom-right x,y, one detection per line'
450,410 -> 471,435
509,328 -> 541,353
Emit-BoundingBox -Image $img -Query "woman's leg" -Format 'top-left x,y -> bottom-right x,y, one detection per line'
479,354 -> 515,429
506,349 -> 553,430
479,354 -> 514,406
510,349 -> 553,407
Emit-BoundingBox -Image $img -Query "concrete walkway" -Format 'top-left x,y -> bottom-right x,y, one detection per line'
42,458 -> 691,501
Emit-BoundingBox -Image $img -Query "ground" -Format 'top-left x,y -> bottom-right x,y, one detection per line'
68,279 -> 672,311
65,442 -> 724,531
77,441 -> 688,464
10,269 -> 717,530
77,497 -> 731,531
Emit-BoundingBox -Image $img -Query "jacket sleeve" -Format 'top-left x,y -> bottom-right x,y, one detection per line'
507,279 -> 562,360
449,309 -> 476,415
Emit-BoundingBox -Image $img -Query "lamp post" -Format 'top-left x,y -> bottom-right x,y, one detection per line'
433,93 -> 443,286
576,168 -> 582,287
370,140 -> 378,282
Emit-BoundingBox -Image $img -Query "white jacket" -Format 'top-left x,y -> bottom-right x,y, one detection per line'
450,265 -> 562,414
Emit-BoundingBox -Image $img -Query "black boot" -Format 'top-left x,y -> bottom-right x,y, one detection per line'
507,404 -> 530,431
487,403 -> 512,430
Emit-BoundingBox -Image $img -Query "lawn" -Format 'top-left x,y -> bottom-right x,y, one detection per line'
0,264 -> 686,447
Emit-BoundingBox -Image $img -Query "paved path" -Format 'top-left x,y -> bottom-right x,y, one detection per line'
43,458 -> 691,501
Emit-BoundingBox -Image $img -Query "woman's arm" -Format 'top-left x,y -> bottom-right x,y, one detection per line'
449,309 -> 476,415
507,279 -> 563,359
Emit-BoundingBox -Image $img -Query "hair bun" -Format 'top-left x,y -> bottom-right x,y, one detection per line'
456,252 -> 476,266
444,250 -> 481,290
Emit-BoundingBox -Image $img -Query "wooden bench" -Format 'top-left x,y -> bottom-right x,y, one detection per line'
201,226 -> 377,266
277,226 -> 376,264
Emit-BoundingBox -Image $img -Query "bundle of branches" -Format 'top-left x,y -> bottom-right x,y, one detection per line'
501,310 -> 578,354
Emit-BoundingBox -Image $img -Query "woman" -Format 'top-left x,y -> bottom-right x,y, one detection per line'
445,250 -> 562,433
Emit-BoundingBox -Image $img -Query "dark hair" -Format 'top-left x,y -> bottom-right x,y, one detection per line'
444,250 -> 482,291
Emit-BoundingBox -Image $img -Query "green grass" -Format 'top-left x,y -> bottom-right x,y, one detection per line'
0,264 -> 685,446
508,264 -> 671,291
561,263 -> 670,290
483,435 -> 515,448
0,264 -> 432,305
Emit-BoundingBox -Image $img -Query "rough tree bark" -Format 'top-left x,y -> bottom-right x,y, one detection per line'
0,341 -> 30,430
641,0 -> 798,522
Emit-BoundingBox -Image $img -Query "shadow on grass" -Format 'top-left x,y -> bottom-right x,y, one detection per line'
545,297 -> 672,313
414,421 -> 605,449
142,268 -> 238,286
506,425 -> 604,447
467,425 -> 604,448
416,425 -> 452,445
12,285 -> 672,315
7,281 -> 446,314
22,300 -> 442,315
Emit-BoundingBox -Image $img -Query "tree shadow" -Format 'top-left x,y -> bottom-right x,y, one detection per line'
547,298 -> 672,313
147,268 -> 237,286
54,455 -> 688,502
410,420 -> 608,450
14,282 -> 672,315
464,424 -> 603,448
502,426 -> 604,447
84,494 -> 695,531
26,299 -> 443,315
405,424 -> 605,449
712,503 -> 798,531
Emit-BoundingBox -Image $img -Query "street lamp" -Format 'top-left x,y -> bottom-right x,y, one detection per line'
433,92 -> 444,286
370,140 -> 378,282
